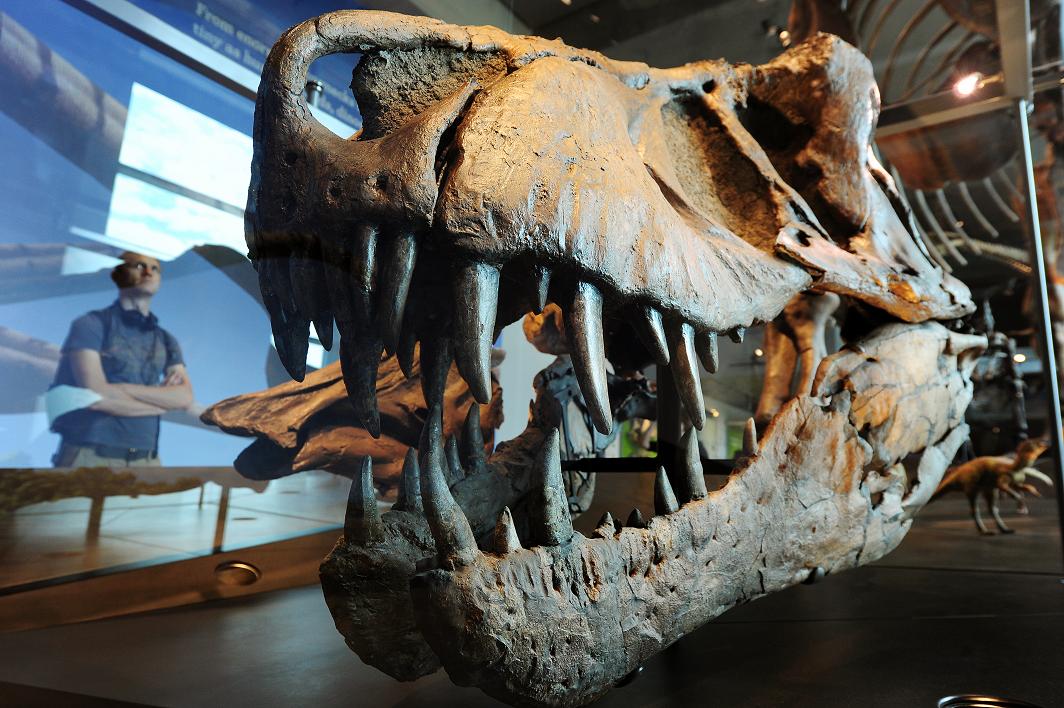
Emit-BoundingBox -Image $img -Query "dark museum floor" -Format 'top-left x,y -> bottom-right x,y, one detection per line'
0,471 -> 1062,708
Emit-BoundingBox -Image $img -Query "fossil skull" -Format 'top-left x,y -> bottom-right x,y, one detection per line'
247,11 -> 981,706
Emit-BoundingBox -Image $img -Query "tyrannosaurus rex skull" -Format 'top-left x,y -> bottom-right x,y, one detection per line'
247,10 -> 981,706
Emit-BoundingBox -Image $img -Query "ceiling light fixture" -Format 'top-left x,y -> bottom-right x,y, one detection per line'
953,72 -> 982,98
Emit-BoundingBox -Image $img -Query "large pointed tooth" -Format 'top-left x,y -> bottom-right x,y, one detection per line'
743,417 -> 758,455
338,321 -> 382,438
320,240 -> 356,324
445,435 -> 466,484
264,253 -> 301,320
419,405 -> 478,568
289,249 -> 334,351
695,331 -> 719,374
260,258 -> 310,382
532,428 -> 574,546
344,457 -> 383,544
377,231 -> 417,354
666,321 -> 706,430
352,223 -> 378,324
729,326 -> 746,343
531,265 -> 550,313
393,448 -> 422,513
565,281 -> 612,436
272,318 -> 310,382
679,427 -> 708,502
312,313 -> 334,352
419,334 -> 453,408
256,257 -> 285,323
397,317 -> 418,379
460,402 -> 487,475
494,506 -> 522,554
626,508 -> 647,529
453,261 -> 500,405
284,247 -> 315,321
632,305 -> 670,365
654,467 -> 679,515
594,511 -> 616,538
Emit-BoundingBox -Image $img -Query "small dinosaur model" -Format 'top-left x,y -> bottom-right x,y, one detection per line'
932,437 -> 1054,534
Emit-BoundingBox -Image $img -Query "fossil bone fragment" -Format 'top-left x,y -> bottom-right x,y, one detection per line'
247,10 -> 981,706
754,291 -> 841,427
202,353 -> 500,490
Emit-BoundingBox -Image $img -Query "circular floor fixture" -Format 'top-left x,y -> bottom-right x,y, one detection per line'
214,560 -> 262,586
939,695 -> 1043,708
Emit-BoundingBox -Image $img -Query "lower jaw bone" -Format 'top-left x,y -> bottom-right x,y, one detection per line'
319,354 -> 630,681
407,322 -> 980,707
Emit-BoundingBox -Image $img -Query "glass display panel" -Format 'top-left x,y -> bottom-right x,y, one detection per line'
0,1 -> 356,589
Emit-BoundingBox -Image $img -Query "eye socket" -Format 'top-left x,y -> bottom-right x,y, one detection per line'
129,262 -> 161,274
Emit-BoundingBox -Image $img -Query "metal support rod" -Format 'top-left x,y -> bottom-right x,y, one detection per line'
212,487 -> 231,554
1014,98 -> 1064,573
655,365 -> 684,489
561,455 -> 733,475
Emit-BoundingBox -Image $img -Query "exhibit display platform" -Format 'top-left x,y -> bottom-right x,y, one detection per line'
0,473 -> 1060,708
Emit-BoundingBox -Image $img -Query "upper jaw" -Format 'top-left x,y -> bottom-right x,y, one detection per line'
242,11 -> 989,705
247,12 -> 973,439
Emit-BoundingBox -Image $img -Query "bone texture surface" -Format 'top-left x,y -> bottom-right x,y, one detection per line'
246,10 -> 981,706
319,352 -> 653,682
201,353 -> 500,491
248,12 -> 972,442
412,324 -> 981,707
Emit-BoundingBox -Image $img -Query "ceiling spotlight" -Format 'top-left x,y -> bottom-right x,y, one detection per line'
761,21 -> 791,48
1013,353 -> 1027,363
709,408 -> 720,418
753,347 -> 764,358
953,72 -> 981,98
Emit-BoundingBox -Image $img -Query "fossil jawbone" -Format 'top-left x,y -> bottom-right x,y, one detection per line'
248,12 -> 973,440
246,9 -> 986,706
409,323 -> 981,707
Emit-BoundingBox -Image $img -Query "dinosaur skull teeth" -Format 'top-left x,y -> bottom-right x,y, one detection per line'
564,281 -> 611,434
631,305 -> 670,366
244,10 -> 990,704
378,232 -> 417,355
400,388 -> 713,576
664,320 -> 706,429
452,260 -> 500,406
401,324 -> 980,706
272,220 -> 737,439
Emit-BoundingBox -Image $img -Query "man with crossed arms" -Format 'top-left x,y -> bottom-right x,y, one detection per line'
50,251 -> 193,467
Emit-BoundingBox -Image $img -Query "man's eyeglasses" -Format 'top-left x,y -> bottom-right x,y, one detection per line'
126,262 -> 162,274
